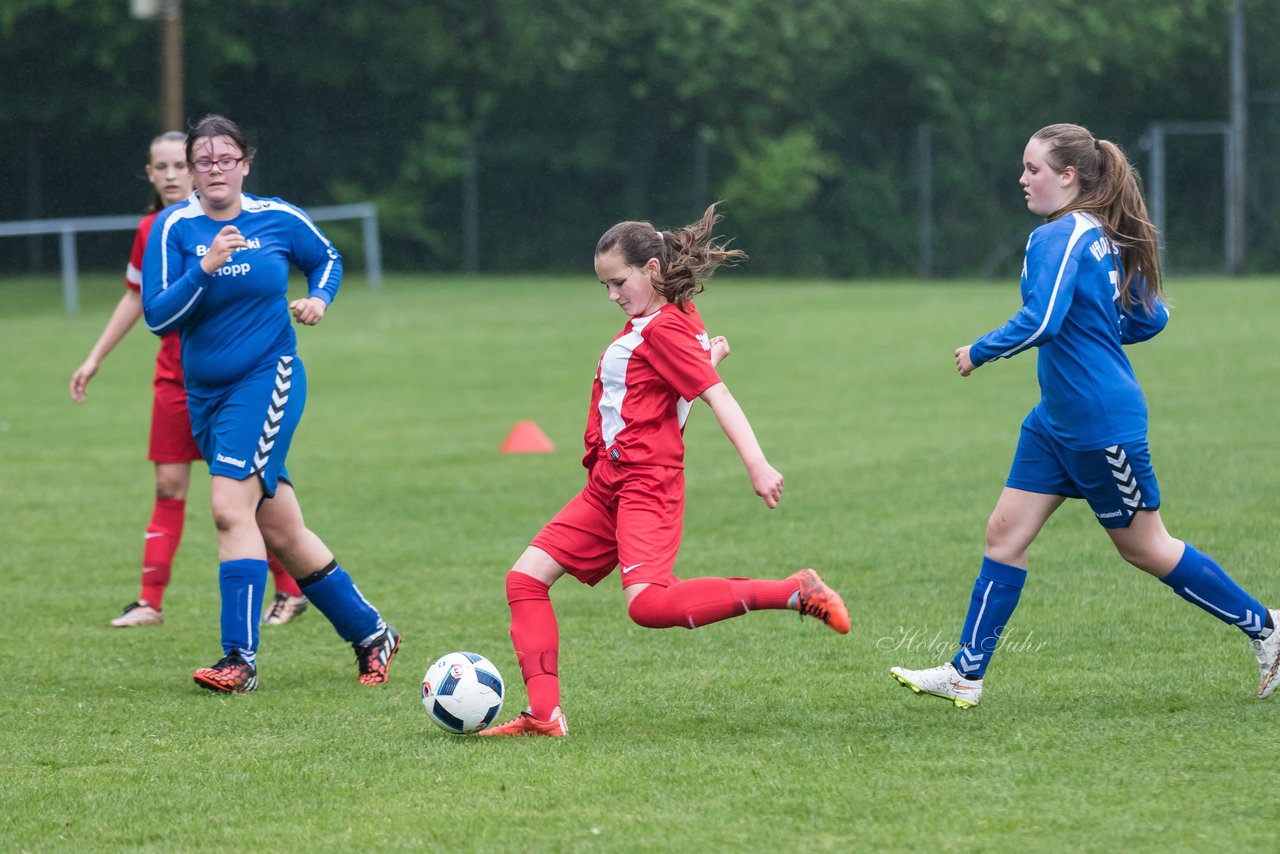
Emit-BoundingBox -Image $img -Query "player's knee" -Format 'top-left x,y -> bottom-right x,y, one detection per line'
154,479 -> 187,501
155,484 -> 183,501
153,465 -> 190,500
984,511 -> 1031,560
627,586 -> 680,629
1115,544 -> 1144,568
984,514 -> 1012,554
209,499 -> 251,534
258,523 -> 292,557
1113,539 -> 1168,573
506,570 -> 551,605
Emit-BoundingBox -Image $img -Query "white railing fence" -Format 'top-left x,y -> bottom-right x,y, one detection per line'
0,202 -> 382,316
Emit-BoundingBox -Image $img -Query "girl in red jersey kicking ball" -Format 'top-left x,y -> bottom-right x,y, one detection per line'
480,205 -> 849,737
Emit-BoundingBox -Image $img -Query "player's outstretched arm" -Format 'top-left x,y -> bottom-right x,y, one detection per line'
70,290 -> 144,402
699,382 -> 783,508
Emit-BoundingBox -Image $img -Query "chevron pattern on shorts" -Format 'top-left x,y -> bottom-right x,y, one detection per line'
251,355 -> 293,475
1105,444 -> 1144,511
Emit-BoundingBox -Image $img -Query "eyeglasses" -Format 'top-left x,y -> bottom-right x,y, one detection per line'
190,156 -> 245,173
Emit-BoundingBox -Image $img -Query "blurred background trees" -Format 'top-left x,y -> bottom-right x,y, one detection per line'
2,0 -> 1275,276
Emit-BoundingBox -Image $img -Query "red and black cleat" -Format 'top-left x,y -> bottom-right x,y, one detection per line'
354,626 -> 401,685
193,651 -> 258,693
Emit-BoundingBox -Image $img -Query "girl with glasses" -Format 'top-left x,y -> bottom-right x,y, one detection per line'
142,114 -> 398,693
71,131 -> 307,630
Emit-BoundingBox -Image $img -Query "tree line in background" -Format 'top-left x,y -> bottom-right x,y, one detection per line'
3,0 -> 1278,277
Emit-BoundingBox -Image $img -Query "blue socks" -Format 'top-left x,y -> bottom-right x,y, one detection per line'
298,560 -> 385,644
1160,543 -> 1268,637
952,557 -> 1027,678
942,544 -> 1267,686
219,558 -> 268,662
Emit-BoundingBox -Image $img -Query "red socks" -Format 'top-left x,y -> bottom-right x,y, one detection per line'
627,576 -> 799,629
139,499 -> 302,608
140,498 -> 185,608
506,571 -> 560,721
503,572 -> 802,718
268,553 -> 302,597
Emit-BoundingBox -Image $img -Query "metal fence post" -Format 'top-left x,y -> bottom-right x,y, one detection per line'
60,227 -> 78,317
362,206 -> 383,292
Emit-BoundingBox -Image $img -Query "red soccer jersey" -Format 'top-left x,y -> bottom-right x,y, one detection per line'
126,213 -> 183,384
582,302 -> 721,469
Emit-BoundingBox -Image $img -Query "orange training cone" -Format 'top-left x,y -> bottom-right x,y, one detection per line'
500,420 -> 555,454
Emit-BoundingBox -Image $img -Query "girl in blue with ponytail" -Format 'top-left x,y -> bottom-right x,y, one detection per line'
890,123 -> 1278,708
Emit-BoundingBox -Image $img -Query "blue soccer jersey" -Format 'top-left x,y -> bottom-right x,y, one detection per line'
968,212 -> 1169,450
141,193 -> 342,392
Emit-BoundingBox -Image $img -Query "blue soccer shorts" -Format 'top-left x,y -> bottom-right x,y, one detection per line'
1005,420 -> 1161,529
186,354 -> 305,497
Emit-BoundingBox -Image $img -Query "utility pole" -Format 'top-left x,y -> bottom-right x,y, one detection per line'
161,0 -> 184,131
1227,0 -> 1246,275
131,0 -> 184,131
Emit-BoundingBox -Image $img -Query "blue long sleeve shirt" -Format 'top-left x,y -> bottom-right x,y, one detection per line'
141,192 -> 342,392
969,212 -> 1169,450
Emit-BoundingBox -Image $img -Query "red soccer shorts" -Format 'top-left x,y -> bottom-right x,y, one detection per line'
149,374 -> 202,463
531,461 -> 685,589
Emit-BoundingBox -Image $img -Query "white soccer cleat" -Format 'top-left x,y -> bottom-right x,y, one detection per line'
1250,609 -> 1280,699
890,661 -> 983,709
261,592 -> 309,625
110,601 -> 163,627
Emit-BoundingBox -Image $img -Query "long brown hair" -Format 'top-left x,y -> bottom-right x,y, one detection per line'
1033,123 -> 1162,310
595,203 -> 746,311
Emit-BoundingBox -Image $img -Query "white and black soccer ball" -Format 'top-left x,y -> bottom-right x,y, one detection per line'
421,652 -> 505,734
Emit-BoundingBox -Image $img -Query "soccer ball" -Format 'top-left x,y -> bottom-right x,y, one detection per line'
421,652 -> 505,734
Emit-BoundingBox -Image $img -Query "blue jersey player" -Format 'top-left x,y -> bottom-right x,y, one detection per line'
142,114 -> 399,693
890,123 -> 1278,707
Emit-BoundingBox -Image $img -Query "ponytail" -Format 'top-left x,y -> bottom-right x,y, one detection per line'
1034,124 -> 1162,311
595,203 -> 746,311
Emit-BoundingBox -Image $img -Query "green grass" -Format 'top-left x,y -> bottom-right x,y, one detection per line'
1,271 -> 1278,851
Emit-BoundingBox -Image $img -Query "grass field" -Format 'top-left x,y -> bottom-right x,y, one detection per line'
2,271 -> 1278,851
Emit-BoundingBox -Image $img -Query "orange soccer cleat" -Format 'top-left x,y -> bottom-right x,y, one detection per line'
789,568 -> 851,634
476,706 -> 568,737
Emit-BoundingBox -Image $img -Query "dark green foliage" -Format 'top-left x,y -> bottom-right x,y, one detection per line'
3,0 -> 1277,275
